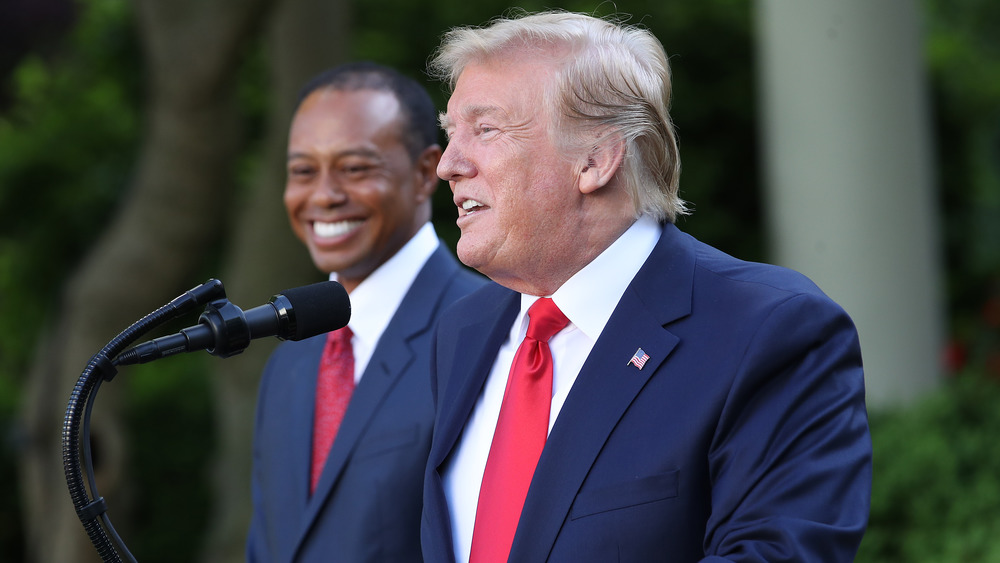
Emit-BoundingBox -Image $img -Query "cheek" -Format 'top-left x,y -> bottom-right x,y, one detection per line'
283,186 -> 302,213
357,182 -> 396,221
283,188 -> 308,235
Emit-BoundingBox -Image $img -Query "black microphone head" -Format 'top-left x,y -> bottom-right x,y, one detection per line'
276,280 -> 351,340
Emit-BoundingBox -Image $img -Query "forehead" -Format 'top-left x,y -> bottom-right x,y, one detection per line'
291,88 -> 403,140
442,57 -> 555,127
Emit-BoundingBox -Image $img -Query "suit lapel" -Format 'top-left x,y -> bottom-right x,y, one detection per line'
289,337 -> 325,512
509,223 -> 697,562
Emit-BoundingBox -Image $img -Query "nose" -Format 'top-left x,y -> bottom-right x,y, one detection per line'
437,138 -> 475,183
309,172 -> 348,206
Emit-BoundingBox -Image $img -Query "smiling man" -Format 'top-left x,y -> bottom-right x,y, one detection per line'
421,11 -> 873,563
246,62 -> 484,563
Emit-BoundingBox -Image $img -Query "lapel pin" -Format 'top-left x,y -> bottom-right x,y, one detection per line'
627,348 -> 650,370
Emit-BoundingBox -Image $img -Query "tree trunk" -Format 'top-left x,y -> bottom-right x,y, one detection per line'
19,0 -> 271,560
199,0 -> 351,560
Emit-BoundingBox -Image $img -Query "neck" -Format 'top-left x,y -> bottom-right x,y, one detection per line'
493,213 -> 636,297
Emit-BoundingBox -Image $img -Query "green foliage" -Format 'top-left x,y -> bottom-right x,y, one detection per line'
923,0 -> 1000,375
0,0 -> 142,403
857,374 -> 1000,562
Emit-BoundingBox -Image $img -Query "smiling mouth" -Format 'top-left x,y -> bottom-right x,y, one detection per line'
313,219 -> 363,238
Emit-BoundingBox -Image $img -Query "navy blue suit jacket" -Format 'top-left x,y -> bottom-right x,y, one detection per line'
422,223 -> 872,562
248,244 -> 484,562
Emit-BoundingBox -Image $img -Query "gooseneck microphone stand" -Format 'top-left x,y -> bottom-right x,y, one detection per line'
62,279 -> 227,563
64,277 -> 350,561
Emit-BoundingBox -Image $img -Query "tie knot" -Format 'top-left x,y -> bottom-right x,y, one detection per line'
525,298 -> 569,343
336,325 -> 353,340
327,325 -> 353,348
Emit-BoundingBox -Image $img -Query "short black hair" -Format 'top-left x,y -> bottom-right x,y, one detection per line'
294,61 -> 439,159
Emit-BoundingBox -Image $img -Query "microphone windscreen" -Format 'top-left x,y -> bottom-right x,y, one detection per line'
280,280 -> 351,339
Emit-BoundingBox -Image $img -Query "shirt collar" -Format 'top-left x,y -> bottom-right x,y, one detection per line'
331,222 -> 439,349
517,215 -> 661,342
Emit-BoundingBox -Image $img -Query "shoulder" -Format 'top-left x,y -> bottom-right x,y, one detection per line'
672,232 -> 862,385
682,230 -> 840,312
643,225 -> 856,348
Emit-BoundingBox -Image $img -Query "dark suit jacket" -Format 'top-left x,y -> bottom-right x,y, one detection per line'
247,244 -> 484,562
422,223 -> 872,562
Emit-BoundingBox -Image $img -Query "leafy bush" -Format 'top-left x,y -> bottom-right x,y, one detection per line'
857,374 -> 1000,562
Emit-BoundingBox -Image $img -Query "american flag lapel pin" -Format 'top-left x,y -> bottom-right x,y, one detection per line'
627,348 -> 650,370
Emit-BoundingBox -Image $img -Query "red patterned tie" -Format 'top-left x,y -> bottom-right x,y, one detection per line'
310,326 -> 354,495
470,298 -> 569,562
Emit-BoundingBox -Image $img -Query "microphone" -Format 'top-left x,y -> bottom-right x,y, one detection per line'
116,280 -> 351,365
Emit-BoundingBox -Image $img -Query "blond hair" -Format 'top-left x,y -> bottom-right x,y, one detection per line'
429,10 -> 688,222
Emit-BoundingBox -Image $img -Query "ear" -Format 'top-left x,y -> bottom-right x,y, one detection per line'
578,134 -> 625,195
414,144 -> 443,203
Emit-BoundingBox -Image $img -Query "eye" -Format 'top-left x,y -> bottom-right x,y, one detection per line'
288,164 -> 316,181
339,162 -> 379,181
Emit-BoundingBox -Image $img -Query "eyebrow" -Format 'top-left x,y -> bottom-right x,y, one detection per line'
439,104 -> 510,136
287,147 -> 383,160
465,104 -> 507,121
438,112 -> 452,133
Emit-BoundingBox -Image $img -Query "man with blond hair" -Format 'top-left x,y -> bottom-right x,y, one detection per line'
421,11 -> 872,562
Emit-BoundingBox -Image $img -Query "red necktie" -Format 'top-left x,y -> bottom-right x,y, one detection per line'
310,326 -> 354,495
470,298 -> 569,562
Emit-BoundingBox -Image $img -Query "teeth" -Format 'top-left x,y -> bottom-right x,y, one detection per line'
462,199 -> 485,210
314,220 -> 363,237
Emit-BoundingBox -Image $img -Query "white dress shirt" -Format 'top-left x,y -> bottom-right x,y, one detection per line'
442,215 -> 662,562
330,222 -> 439,383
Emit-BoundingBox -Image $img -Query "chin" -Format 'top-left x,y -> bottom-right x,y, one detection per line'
310,254 -> 349,276
455,242 -> 481,269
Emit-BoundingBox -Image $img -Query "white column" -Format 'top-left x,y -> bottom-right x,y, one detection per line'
755,0 -> 944,407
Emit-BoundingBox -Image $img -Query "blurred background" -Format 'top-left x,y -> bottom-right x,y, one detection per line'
0,0 -> 997,561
